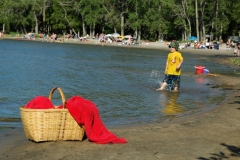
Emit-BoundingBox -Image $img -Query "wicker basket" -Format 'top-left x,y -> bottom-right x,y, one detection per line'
20,87 -> 84,142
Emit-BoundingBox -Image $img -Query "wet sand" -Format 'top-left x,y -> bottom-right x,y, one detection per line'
1,38 -> 240,160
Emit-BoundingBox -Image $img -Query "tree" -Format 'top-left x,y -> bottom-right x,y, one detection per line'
119,0 -> 128,36
0,0 -> 239,41
172,0 -> 195,41
80,0 -> 103,37
227,0 -> 240,36
140,0 -> 170,41
127,0 -> 144,40
0,0 -> 31,33
195,0 -> 199,41
101,0 -> 120,33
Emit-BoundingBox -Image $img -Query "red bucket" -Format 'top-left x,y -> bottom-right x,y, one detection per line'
195,66 -> 205,74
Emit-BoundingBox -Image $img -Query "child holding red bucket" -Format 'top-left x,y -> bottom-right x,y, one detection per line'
156,41 -> 184,92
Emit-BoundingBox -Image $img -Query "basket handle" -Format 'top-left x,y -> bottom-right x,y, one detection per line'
49,87 -> 66,109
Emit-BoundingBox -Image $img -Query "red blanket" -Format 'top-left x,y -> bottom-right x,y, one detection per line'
25,96 -> 54,109
64,96 -> 127,144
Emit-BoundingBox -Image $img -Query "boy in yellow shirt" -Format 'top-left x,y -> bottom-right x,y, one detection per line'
156,41 -> 184,91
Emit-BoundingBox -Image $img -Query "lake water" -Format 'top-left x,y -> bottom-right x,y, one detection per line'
0,39 -> 230,128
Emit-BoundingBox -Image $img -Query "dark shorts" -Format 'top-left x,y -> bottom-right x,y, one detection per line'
163,74 -> 181,89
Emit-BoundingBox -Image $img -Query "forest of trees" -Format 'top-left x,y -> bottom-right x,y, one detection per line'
0,0 -> 239,42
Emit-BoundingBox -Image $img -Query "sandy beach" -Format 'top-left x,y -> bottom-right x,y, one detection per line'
1,38 -> 240,160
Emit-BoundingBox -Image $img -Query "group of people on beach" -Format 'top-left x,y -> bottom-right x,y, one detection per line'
96,33 -> 131,46
185,39 -> 220,50
20,31 -> 145,47
227,38 -> 240,56
233,45 -> 240,56
0,32 -> 4,38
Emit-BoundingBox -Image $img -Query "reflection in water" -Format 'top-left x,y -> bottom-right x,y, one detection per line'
196,77 -> 205,84
195,77 -> 211,84
160,92 -> 184,115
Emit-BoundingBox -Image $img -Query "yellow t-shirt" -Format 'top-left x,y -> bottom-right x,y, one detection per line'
166,51 -> 183,75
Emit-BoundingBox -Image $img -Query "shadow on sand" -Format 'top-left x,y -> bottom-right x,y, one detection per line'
197,143 -> 240,160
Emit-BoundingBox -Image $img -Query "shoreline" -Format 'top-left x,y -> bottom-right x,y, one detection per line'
3,36 -> 232,53
1,38 -> 240,159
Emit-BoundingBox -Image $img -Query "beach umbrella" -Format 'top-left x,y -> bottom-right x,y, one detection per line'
124,35 -> 132,38
188,36 -> 197,41
112,33 -> 120,38
204,35 -> 211,37
105,34 -> 113,37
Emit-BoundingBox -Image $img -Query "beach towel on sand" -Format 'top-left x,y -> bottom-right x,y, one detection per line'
62,96 -> 127,144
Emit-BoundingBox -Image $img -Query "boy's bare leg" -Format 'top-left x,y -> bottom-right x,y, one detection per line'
172,86 -> 178,92
156,82 -> 167,90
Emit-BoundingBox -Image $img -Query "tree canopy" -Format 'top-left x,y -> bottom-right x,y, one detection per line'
0,0 -> 239,42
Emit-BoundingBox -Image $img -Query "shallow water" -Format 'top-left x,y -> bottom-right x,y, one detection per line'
0,39 -> 231,128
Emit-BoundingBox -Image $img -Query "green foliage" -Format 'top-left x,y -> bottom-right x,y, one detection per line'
0,0 -> 239,41
230,58 -> 240,66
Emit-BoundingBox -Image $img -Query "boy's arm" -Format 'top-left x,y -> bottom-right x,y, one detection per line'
177,59 -> 183,69
177,54 -> 183,69
165,61 -> 168,73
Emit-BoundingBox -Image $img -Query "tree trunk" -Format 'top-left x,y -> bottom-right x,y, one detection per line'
184,24 -> 187,41
195,0 -> 199,41
43,3 -> 46,32
199,0 -> 206,41
82,16 -> 86,36
23,25 -> 27,34
34,11 -> 38,34
135,29 -> 139,41
186,17 -> 191,37
102,26 -> 104,33
89,26 -> 92,37
138,27 -> 141,41
20,26 -> 23,34
82,22 -> 86,36
210,0 -> 218,39
219,24 -> 222,40
180,0 -> 191,38
58,1 -> 77,35
2,24 -> 5,33
92,22 -> 95,38
215,0 -> 219,40
47,25 -> 51,34
121,14 -> 124,36
202,24 -> 205,38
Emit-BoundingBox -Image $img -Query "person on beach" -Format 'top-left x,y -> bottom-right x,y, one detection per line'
238,42 -> 240,56
51,33 -> 56,43
99,33 -> 105,46
226,38 -> 231,50
156,41 -> 183,91
233,45 -> 238,56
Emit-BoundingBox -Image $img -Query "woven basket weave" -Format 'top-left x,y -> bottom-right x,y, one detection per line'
20,87 -> 84,142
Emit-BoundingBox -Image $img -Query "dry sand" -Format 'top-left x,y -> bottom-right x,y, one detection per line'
1,39 -> 240,160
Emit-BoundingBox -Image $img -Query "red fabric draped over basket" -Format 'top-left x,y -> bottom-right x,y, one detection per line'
25,96 -> 54,109
25,95 -> 127,144
62,96 -> 127,144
